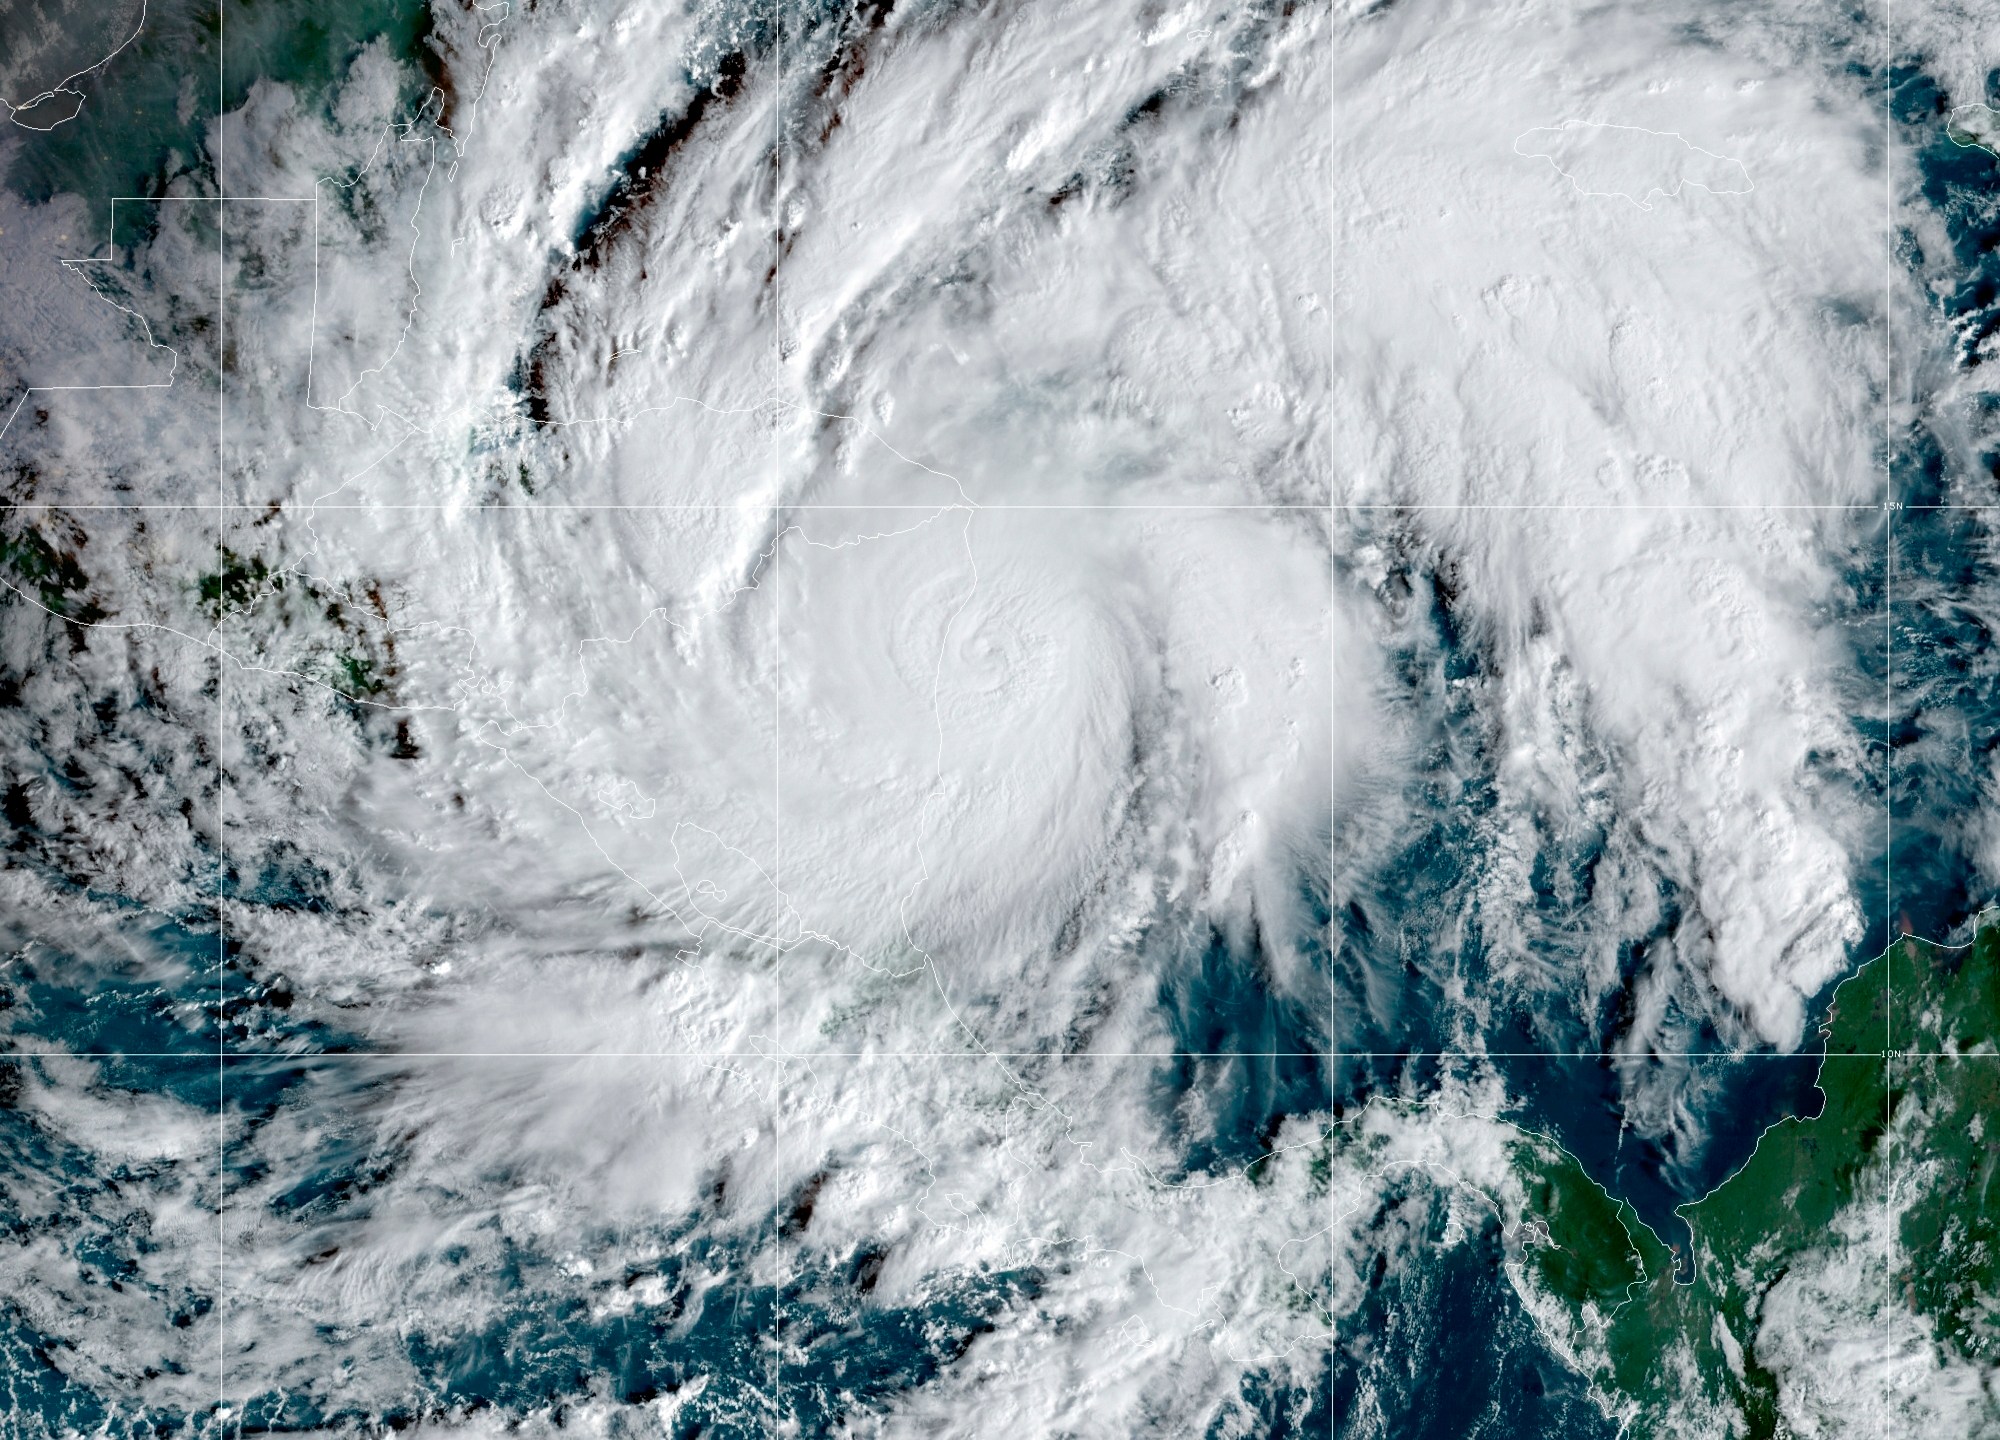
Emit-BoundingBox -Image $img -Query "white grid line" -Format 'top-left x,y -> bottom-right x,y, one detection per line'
1325,17 -> 1338,1422
20,13 -> 1929,1437
0,501 -> 1950,511
1881,618 -> 1894,1422
1881,0 -> 1895,1427
771,3 -> 786,1422
0,1049 -> 1930,1060
215,3 -> 228,1426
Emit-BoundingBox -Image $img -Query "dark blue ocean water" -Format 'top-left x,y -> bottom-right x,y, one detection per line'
1328,52 -> 2000,1440
1330,1185 -> 1615,1440
0,0 -> 1346,1414
15,8 -> 2000,1440
1885,65 -> 2000,953
1160,913 -> 1331,1175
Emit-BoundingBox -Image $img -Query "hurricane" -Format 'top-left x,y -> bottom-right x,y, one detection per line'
1,0 -> 1997,1434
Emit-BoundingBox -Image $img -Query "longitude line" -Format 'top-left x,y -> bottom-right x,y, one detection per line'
214,0 -> 227,1427
1882,0 -> 1895,1426
1325,15 -> 1337,1433
176,15 -> 1952,1437
770,10 -> 785,1432
1325,523 -> 1335,1433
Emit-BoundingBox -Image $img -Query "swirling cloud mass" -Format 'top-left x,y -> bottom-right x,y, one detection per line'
0,0 -> 1996,1433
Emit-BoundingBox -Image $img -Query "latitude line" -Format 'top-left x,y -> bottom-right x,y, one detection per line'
0,501 -> 1912,511
14,1049 -> 1910,1061
15,33 -> 1923,1440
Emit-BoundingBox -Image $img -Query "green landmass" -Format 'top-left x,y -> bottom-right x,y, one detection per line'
199,544 -> 275,619
1949,103 -> 2000,157
1512,918 -> 2000,1434
201,543 -> 399,709
0,509 -> 102,624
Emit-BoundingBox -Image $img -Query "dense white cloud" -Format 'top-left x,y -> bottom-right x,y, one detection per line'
1327,0 -> 1886,1051
0,0 -> 1969,1427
